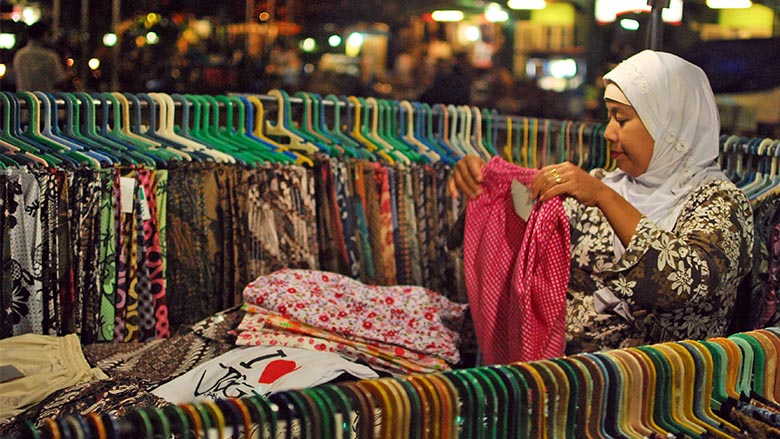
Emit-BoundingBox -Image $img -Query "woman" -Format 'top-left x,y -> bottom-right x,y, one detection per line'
452,50 -> 754,353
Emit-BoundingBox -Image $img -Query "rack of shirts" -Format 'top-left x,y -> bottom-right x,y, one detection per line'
12,328 -> 780,439
0,90 -> 606,346
720,135 -> 780,335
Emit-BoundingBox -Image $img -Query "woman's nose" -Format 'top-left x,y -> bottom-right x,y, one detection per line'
604,119 -> 618,144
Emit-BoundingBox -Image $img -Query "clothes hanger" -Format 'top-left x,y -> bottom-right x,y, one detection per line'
117,92 -> 202,163
321,94 -> 371,160
638,345 -> 705,438
244,95 -> 313,167
213,94 -> 271,166
406,375 -> 441,439
1,91 -> 61,166
677,341 -> 741,435
76,92 -> 156,167
179,403 -> 204,439
411,102 -> 452,164
602,351 -> 652,438
511,363 -> 549,439
752,329 -> 780,403
224,94 -> 298,164
365,97 -> 411,165
632,346 -> 684,437
422,103 -> 456,161
141,92 -> 205,163
311,386 -> 352,439
16,91 -> 95,168
557,357 -> 597,439
568,355 -> 612,439
161,405 -> 191,439
609,349 -> 665,438
95,92 -> 174,167
102,92 -> 185,164
56,92 -> 133,166
659,343 -> 733,438
443,369 -> 482,439
349,96 -> 395,165
283,390 -> 321,439
526,362 -> 564,439
337,382 -> 375,439
586,352 -> 633,439
503,116 -> 513,163
265,89 -> 323,157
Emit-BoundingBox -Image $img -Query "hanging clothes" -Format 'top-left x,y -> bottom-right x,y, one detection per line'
463,156 -> 570,364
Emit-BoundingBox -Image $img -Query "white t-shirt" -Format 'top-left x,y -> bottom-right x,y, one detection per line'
152,346 -> 379,404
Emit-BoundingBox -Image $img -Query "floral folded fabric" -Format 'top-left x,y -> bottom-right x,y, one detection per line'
235,306 -> 449,374
242,269 -> 468,364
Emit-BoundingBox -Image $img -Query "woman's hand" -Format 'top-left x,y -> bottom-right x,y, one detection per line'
531,161 -> 643,246
449,155 -> 486,199
529,162 -> 606,206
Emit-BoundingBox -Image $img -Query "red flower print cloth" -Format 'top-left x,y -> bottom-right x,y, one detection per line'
464,156 -> 570,364
242,269 -> 468,364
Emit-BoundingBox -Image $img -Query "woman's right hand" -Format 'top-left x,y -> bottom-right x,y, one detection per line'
449,155 -> 486,199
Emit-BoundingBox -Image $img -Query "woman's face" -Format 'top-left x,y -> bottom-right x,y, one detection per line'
604,100 -> 655,178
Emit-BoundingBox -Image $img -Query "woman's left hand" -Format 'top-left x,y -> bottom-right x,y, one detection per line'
529,162 -> 606,206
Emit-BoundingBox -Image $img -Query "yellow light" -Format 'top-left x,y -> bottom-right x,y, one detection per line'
485,3 -> 509,22
507,0 -> 546,10
146,13 -> 161,24
465,26 -> 481,42
431,10 -> 464,22
346,32 -> 364,57
328,34 -> 342,47
258,11 -> 270,21
66,58 -> 74,67
300,37 -> 317,53
146,32 -> 159,45
102,33 -> 118,47
706,0 -> 751,8
0,33 -> 16,49
0,64 -> 6,78
88,58 -> 100,70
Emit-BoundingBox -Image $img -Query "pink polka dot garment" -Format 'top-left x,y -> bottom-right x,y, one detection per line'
464,156 -> 570,364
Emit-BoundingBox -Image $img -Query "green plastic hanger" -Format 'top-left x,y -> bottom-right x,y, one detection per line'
76,92 -> 156,166
17,91 -> 96,168
264,90 -> 321,157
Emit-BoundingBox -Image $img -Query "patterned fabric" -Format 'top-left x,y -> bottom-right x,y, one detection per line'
334,160 -> 360,278
4,168 -> 44,336
97,169 -> 118,341
30,168 -> 61,337
83,306 -> 243,385
463,157 -> 570,364
235,305 -> 450,374
136,168 -> 169,340
369,163 -> 397,285
0,377 -> 169,437
242,269 -> 468,363
405,171 -> 422,286
565,171 -> 754,353
166,163 -> 218,328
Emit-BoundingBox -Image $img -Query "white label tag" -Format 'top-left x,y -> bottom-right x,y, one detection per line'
511,179 -> 534,221
138,186 -> 152,221
120,177 -> 135,213
593,287 -> 635,322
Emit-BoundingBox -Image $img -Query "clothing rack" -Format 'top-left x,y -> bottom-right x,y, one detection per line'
0,89 -> 607,347
11,328 -> 780,439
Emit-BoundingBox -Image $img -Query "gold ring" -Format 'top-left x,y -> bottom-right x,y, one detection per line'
550,167 -> 561,184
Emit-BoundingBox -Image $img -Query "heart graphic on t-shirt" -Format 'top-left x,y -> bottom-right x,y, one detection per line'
258,359 -> 301,384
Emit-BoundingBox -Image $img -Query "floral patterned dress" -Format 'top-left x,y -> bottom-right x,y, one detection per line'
564,171 -> 754,353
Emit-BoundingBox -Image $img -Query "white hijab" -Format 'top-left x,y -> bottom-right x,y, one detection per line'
601,50 -> 727,259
